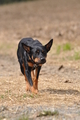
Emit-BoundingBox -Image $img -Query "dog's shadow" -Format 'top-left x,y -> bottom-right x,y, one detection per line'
40,88 -> 80,95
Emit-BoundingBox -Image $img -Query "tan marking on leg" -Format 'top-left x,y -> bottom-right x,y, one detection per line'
31,69 -> 38,93
31,70 -> 34,81
31,68 -> 38,90
31,70 -> 38,91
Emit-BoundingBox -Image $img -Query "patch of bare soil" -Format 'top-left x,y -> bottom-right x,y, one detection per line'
0,0 -> 80,119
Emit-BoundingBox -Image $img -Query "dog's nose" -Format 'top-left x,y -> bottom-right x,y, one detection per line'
41,58 -> 46,63
41,58 -> 45,61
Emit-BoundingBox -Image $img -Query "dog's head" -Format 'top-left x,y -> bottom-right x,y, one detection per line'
22,39 -> 53,66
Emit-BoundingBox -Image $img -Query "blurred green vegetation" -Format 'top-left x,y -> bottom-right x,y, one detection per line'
0,0 -> 35,5
56,43 -> 72,54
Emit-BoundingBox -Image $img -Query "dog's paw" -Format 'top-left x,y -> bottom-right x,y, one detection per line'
30,86 -> 38,94
26,87 -> 30,91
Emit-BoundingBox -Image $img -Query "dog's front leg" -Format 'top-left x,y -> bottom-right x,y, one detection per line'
25,69 -> 38,94
22,63 -> 31,91
22,63 -> 35,94
23,51 -> 38,93
32,66 -> 41,91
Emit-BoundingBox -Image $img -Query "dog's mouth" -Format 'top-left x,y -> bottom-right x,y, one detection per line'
34,60 -> 46,66
35,58 -> 46,65
31,59 -> 46,70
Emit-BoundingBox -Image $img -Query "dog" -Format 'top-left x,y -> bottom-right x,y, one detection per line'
17,38 -> 53,93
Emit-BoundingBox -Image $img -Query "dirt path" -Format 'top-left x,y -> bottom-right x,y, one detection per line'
0,0 -> 80,119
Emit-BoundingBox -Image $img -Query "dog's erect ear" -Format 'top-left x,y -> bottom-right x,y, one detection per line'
22,43 -> 31,53
45,39 -> 53,52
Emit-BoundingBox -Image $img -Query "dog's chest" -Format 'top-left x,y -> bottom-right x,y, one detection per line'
28,62 -> 39,70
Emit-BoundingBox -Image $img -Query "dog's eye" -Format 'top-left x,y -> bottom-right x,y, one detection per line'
36,50 -> 40,55
42,50 -> 45,54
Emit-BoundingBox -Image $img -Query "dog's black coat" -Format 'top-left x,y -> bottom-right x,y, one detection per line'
17,38 -> 53,87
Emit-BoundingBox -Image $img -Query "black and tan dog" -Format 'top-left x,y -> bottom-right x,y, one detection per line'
17,38 -> 53,93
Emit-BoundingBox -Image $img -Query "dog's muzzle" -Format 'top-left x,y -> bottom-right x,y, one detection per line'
40,58 -> 46,64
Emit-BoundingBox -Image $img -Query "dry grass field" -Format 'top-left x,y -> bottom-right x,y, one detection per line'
0,0 -> 80,119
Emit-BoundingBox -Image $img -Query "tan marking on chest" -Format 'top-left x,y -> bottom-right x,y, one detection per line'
28,62 -> 34,67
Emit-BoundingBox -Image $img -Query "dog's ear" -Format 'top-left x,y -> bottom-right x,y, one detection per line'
45,39 -> 53,52
22,43 -> 31,53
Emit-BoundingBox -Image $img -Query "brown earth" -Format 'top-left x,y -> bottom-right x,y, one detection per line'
0,0 -> 80,119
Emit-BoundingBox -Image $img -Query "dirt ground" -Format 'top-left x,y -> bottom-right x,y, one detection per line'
0,0 -> 80,119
